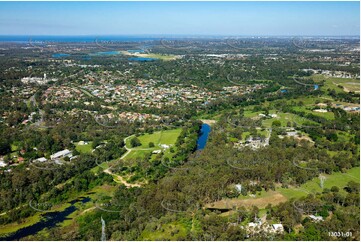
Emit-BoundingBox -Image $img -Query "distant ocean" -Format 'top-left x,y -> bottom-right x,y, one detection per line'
1,35 -> 357,43
0,36 -> 165,43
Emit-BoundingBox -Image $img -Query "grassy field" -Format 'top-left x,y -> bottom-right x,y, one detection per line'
311,75 -> 360,93
205,167 -> 359,211
122,51 -> 179,61
241,109 -> 321,128
206,190 -> 288,210
279,167 -> 360,199
124,129 -> 181,160
141,53 -> 179,61
292,106 -> 335,120
126,150 -> 153,160
75,141 -> 93,154
261,112 -> 319,128
126,129 -> 182,149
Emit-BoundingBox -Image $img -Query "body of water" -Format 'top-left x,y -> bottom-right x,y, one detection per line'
90,51 -> 121,56
0,197 -> 91,241
196,123 -> 211,150
0,36 -> 162,43
52,53 -> 71,58
128,57 -> 157,62
127,49 -> 145,53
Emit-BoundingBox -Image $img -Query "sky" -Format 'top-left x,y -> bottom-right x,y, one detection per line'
0,1 -> 359,36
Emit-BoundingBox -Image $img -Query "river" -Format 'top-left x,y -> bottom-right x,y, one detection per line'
196,123 -> 211,150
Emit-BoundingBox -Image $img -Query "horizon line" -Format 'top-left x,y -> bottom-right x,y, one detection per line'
0,34 -> 359,37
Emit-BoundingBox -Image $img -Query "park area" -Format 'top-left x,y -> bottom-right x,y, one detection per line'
75,141 -> 93,154
311,74 -> 360,93
124,128 -> 182,160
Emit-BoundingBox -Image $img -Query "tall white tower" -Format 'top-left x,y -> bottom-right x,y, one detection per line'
43,73 -> 47,80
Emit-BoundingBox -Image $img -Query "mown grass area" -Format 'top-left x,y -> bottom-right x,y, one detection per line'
126,150 -> 153,160
124,129 -> 181,161
141,53 -> 179,61
206,167 -> 359,211
312,75 -> 360,93
122,51 -> 179,61
279,167 -> 360,199
243,110 -> 263,118
75,141 -> 93,154
292,106 -> 335,120
126,129 -> 182,150
241,109 -> 322,128
90,161 -> 109,173
262,112 -> 319,128
285,96 -> 332,106
286,96 -> 357,111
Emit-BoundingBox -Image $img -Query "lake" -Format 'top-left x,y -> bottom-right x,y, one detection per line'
0,197 -> 91,241
52,53 -> 71,58
196,123 -> 211,150
128,57 -> 157,62
90,51 -> 121,56
127,49 -> 145,53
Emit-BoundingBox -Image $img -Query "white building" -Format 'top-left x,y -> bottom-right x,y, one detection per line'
286,131 -> 298,137
50,149 -> 72,160
314,109 -> 328,113
0,159 -> 7,167
160,144 -> 170,149
235,184 -> 242,193
35,157 -> 47,163
309,215 -> 324,222
21,74 -> 57,85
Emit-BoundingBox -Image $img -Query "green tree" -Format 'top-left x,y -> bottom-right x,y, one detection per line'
272,120 -> 281,127
130,137 -> 141,148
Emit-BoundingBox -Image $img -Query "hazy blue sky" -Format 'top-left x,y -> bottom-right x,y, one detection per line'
0,1 -> 359,36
